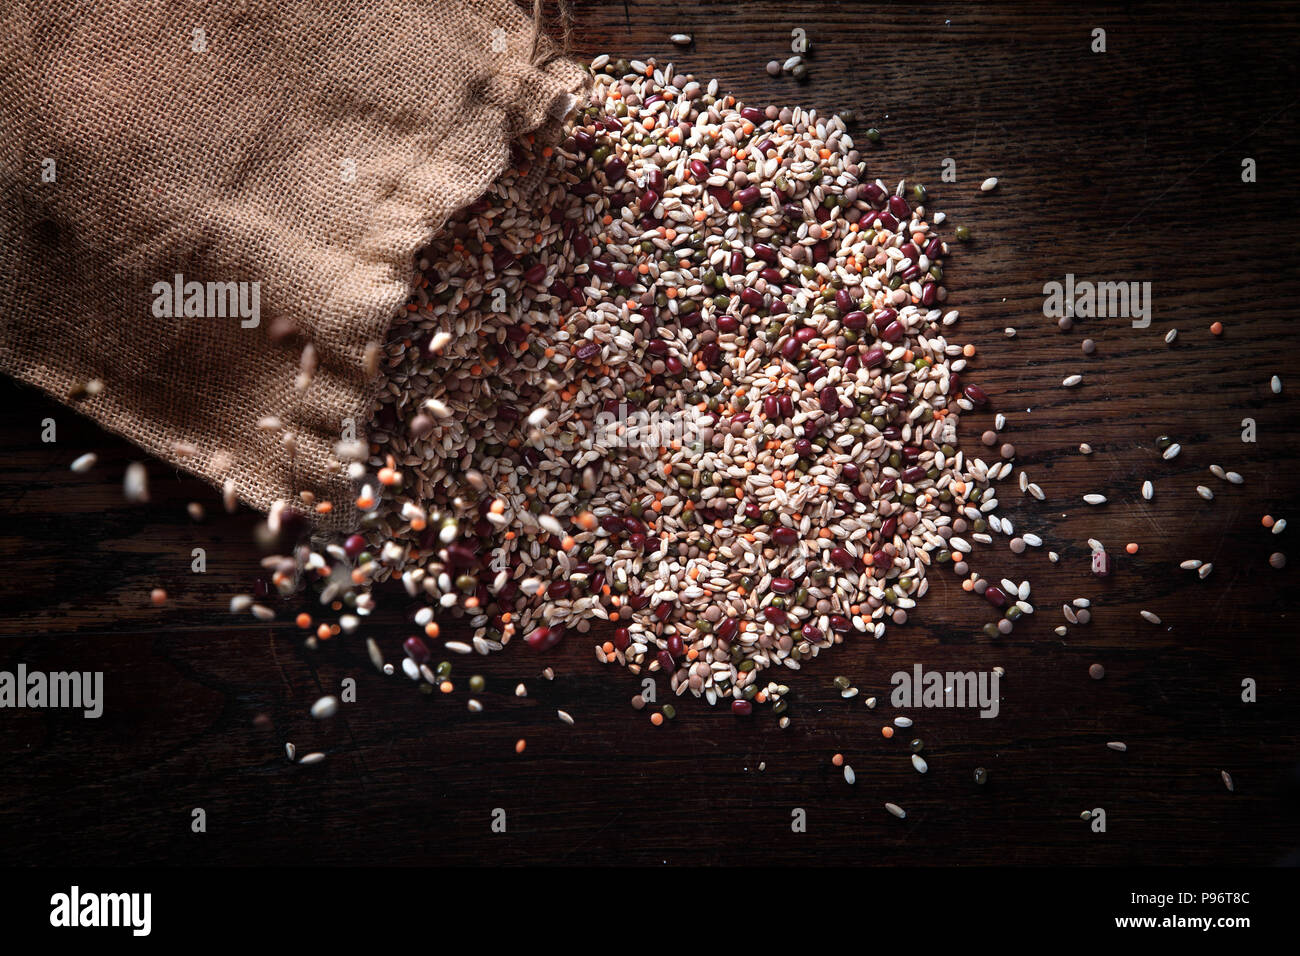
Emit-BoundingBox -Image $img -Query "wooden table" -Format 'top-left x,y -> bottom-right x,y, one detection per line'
2,0 -> 1297,866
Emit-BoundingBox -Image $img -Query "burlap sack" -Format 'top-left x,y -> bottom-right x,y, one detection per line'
0,0 -> 587,530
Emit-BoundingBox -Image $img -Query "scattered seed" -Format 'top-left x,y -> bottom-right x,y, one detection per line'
311,695 -> 339,719
979,177 -> 998,192
844,765 -> 856,785
1083,493 -> 1107,505
885,802 -> 906,819
1162,443 -> 1181,460
911,753 -> 929,773
123,462 -> 149,502
1062,374 -> 1083,388
1140,610 -> 1162,624
670,33 -> 692,46
1269,552 -> 1287,569
557,709 -> 574,725
1221,770 -> 1234,792
1142,480 -> 1153,500
1089,663 -> 1105,680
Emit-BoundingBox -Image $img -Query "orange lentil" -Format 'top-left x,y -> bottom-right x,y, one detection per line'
296,613 -> 312,629
1263,514 -> 1276,528
882,726 -> 894,738
515,738 -> 526,753
1126,542 -> 1139,554
832,753 -> 844,767
440,681 -> 454,694
650,712 -> 664,726
1211,321 -> 1224,335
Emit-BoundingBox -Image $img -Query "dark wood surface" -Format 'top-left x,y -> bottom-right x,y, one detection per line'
2,0 -> 1298,866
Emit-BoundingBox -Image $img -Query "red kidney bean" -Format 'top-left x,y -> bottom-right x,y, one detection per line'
736,185 -> 762,207
772,526 -> 799,547
963,384 -> 989,406
715,617 -> 737,645
881,320 -> 904,343
984,586 -> 1008,608
843,310 -> 868,330
526,625 -> 564,650
863,347 -> 886,368
403,636 -> 430,663
771,576 -> 796,594
829,547 -> 854,568
739,105 -> 765,123
732,700 -> 753,716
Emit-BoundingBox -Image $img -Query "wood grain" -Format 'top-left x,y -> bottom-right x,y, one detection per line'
1,0 -> 1298,865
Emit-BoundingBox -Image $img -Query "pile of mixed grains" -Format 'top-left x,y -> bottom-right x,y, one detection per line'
263,56 -> 1029,716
